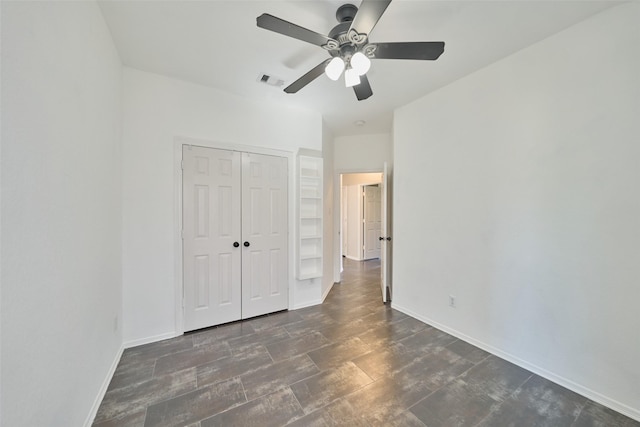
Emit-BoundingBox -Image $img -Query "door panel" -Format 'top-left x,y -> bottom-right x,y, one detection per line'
241,152 -> 288,319
194,255 -> 210,307
218,253 -> 233,304
270,189 -> 283,234
183,146 -> 242,331
269,248 -> 282,295
363,185 -> 382,260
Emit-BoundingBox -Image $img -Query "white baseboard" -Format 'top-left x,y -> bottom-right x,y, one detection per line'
321,282 -> 335,302
124,331 -> 181,349
291,299 -> 322,310
84,343 -> 125,427
392,303 -> 640,423
344,255 -> 363,261
291,282 -> 334,311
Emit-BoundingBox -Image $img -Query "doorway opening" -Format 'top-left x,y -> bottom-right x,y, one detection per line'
340,172 -> 383,265
338,169 -> 392,303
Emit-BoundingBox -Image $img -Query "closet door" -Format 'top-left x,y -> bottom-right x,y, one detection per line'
183,146 -> 242,331
241,153 -> 288,319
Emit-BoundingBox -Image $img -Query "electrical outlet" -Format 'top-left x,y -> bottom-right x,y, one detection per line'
449,295 -> 456,308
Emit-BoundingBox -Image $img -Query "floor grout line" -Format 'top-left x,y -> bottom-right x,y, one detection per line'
287,386 -> 307,420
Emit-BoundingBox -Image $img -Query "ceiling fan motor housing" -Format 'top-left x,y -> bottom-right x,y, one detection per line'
328,22 -> 362,59
327,4 -> 379,62
336,4 -> 358,23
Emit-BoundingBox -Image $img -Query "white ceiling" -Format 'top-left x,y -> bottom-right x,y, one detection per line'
98,0 -> 619,136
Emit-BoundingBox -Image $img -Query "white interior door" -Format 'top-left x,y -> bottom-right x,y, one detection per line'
183,146 -> 242,331
363,185 -> 381,260
346,185 -> 363,260
241,153 -> 288,319
381,162 -> 392,303
341,186 -> 348,259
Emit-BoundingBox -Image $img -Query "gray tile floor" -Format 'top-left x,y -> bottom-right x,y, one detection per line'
94,259 -> 639,426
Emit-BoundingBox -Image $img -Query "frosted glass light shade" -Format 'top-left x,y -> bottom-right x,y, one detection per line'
344,67 -> 361,87
325,57 -> 345,81
351,52 -> 371,76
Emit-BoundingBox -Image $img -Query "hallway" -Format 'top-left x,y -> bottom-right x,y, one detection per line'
94,259 -> 639,426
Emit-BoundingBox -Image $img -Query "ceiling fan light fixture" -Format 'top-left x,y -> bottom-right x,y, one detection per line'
344,67 -> 361,88
351,52 -> 371,76
325,57 -> 345,81
256,3 -> 445,101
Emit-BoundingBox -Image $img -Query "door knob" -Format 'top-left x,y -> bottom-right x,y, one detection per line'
233,242 -> 240,248
379,237 -> 384,241
386,237 -> 392,241
243,241 -> 250,247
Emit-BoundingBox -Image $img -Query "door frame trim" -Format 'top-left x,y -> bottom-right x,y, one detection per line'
173,136 -> 294,335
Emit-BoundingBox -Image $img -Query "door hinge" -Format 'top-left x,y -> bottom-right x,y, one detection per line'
181,230 -> 184,239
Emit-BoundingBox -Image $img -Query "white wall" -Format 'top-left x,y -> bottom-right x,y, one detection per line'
393,3 -> 640,420
334,133 -> 392,172
322,122 -> 335,300
1,2 -> 123,426
122,68 -> 322,344
342,172 -> 382,186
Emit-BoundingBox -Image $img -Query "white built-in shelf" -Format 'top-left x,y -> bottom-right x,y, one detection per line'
297,155 -> 323,280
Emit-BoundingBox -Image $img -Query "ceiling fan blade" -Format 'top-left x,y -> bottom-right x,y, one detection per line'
371,42 -> 445,60
353,74 -> 373,101
348,0 -> 392,44
257,14 -> 339,50
284,59 -> 331,94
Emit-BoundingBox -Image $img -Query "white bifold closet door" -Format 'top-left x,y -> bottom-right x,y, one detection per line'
183,145 -> 288,332
240,152 -> 288,319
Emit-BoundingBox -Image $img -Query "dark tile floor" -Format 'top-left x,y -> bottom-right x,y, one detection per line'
94,259 -> 639,427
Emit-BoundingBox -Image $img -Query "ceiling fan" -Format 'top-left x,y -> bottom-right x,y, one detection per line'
256,0 -> 445,101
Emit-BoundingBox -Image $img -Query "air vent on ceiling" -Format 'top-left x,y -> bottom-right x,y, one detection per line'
257,73 -> 285,88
